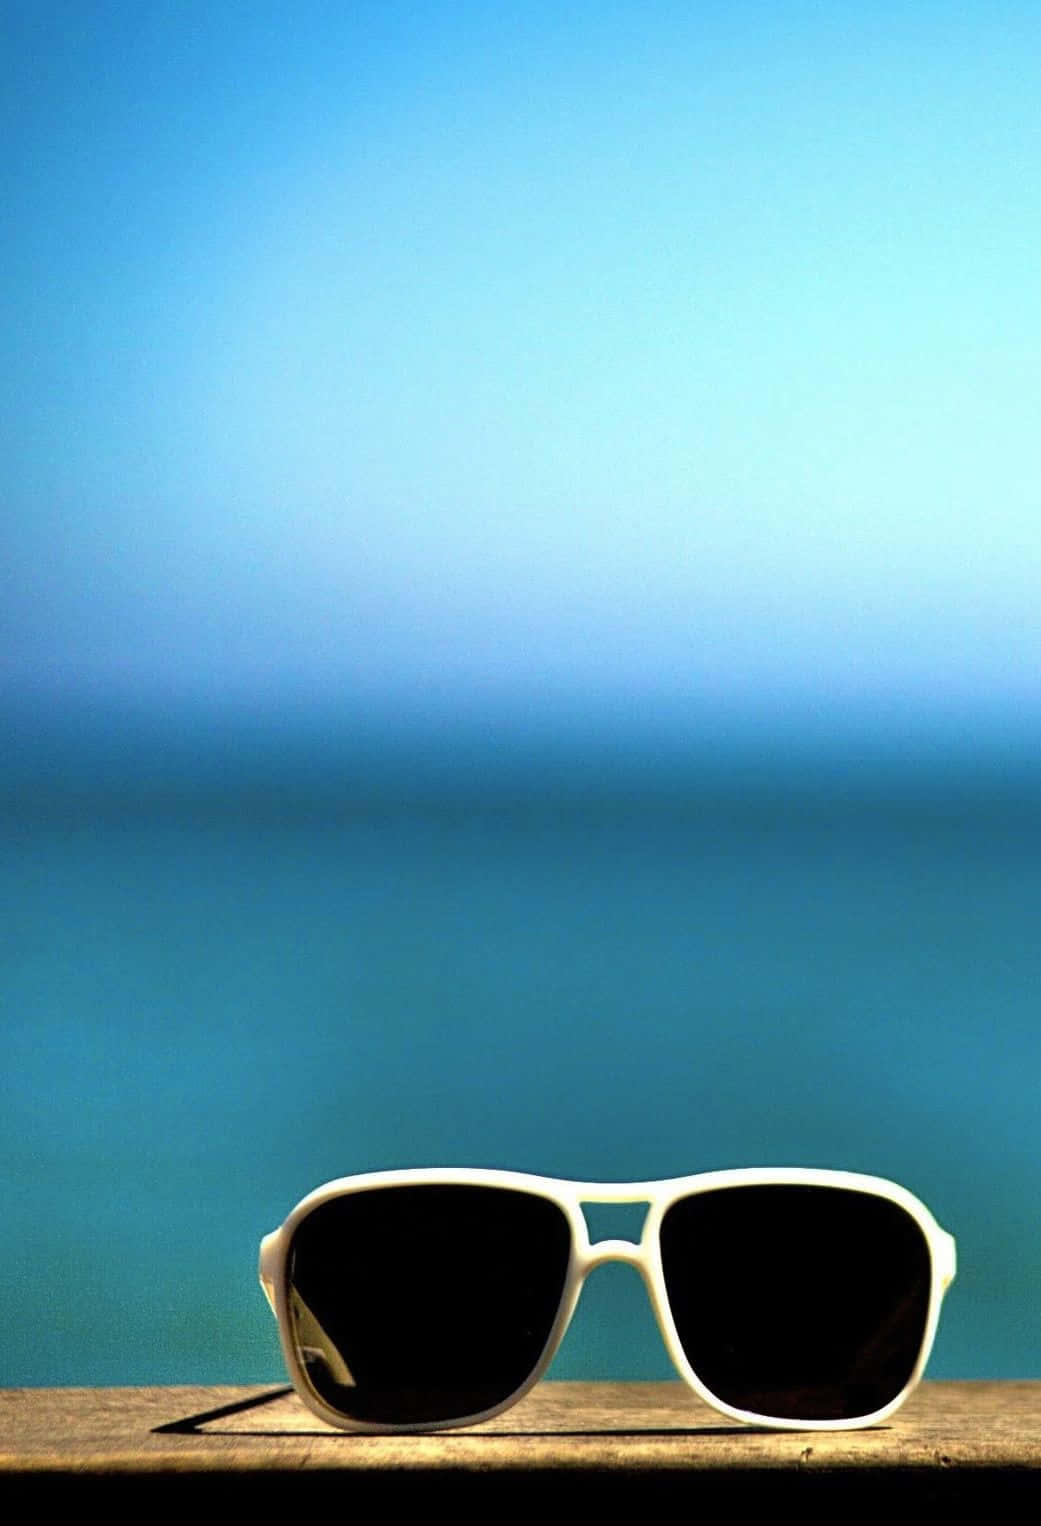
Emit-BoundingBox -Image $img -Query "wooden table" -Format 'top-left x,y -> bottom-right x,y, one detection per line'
2,1381 -> 1039,1506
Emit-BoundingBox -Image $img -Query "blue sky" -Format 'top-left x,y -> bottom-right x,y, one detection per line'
5,2 -> 1041,748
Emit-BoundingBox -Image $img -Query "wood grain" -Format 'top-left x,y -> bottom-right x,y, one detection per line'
2,1381 -> 1039,1504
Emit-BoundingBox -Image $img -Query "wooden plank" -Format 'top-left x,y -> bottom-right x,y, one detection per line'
1,1381 -> 1040,1505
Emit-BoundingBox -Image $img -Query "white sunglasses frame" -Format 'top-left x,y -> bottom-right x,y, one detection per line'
259,1165 -> 956,1435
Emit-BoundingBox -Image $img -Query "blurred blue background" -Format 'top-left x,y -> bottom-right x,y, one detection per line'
3,2 -> 1040,1390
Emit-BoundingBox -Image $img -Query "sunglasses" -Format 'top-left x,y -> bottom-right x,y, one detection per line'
259,1166 -> 956,1433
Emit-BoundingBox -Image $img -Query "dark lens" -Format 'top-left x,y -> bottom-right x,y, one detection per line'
660,1184 -> 932,1421
287,1183 -> 572,1425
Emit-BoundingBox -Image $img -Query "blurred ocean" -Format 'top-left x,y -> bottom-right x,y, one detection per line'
2,711 -> 1039,1387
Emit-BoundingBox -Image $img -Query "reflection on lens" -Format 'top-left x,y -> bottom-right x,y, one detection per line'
287,1184 -> 572,1425
660,1184 -> 932,1421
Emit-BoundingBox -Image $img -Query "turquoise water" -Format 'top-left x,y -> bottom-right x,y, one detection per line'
2,729 -> 1040,1387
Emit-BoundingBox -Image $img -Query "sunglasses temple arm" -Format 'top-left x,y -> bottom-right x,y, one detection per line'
942,1230 -> 957,1290
258,1232 -> 279,1316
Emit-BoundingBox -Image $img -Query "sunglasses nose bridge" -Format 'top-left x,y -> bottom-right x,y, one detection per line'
581,1237 -> 646,1273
